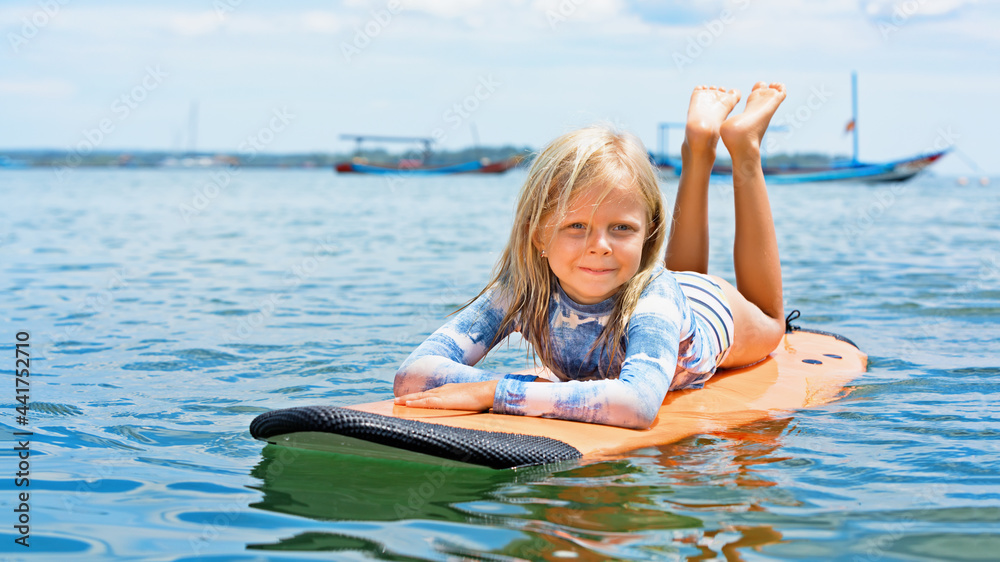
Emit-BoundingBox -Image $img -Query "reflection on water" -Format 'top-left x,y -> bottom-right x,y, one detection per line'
245,417 -> 826,560
249,445 -> 510,523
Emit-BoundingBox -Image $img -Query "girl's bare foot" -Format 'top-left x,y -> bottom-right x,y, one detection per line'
684,85 -> 742,156
667,86 -> 740,276
720,82 -> 786,152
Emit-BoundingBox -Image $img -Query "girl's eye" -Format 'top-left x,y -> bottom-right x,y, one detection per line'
567,223 -> 585,230
613,224 -> 633,232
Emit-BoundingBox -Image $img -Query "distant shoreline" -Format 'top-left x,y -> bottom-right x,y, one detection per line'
0,147 -> 853,170
0,146 -> 532,170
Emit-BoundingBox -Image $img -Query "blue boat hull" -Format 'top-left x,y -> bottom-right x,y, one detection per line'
335,157 -> 519,175
655,151 -> 948,184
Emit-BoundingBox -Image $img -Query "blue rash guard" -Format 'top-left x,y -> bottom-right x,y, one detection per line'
394,264 -> 733,429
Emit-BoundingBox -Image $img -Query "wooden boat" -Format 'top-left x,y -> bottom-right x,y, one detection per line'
655,150 -> 948,184
335,134 -> 520,175
653,73 -> 949,184
335,156 -> 520,175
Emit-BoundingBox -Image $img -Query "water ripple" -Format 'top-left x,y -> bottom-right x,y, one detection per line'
3,171 -> 998,559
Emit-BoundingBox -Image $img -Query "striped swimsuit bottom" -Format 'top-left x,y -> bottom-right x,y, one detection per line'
670,271 -> 736,390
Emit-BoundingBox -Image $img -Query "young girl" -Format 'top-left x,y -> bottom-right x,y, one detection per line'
393,82 -> 788,429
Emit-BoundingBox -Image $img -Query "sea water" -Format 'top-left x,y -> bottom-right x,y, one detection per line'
1,168 -> 998,560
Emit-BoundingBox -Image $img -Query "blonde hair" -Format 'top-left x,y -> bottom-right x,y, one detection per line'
470,124 -> 667,379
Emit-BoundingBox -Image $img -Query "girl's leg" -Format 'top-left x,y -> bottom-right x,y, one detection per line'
715,82 -> 787,368
665,86 -> 741,274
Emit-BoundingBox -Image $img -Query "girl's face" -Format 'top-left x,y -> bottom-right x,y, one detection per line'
537,184 -> 648,305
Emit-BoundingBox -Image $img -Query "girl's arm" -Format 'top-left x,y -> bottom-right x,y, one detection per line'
397,275 -> 689,429
393,287 -> 517,396
491,299 -> 683,429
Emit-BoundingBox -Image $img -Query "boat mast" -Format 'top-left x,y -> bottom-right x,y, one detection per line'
658,123 -> 666,163
656,122 -> 684,165
470,123 -> 482,161
851,71 -> 859,164
188,100 -> 199,154
340,134 -> 435,160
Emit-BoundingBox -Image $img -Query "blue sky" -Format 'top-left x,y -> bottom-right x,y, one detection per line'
3,0 -> 998,173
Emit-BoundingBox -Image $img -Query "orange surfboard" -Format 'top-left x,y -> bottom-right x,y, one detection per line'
250,328 -> 866,469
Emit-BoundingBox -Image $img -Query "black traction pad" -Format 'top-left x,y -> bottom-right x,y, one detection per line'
250,405 -> 583,469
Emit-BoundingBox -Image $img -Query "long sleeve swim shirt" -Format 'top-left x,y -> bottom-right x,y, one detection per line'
394,264 -> 728,429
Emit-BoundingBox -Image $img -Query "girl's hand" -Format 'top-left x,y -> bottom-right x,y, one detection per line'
394,381 -> 498,412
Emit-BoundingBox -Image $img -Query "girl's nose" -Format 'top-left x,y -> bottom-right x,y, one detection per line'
587,231 -> 612,254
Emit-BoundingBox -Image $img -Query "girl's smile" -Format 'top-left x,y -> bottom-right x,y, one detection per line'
538,184 -> 648,305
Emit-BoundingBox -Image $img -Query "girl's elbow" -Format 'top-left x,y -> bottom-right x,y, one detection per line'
392,369 -> 407,396
393,366 -> 423,396
623,410 -> 657,430
394,355 -> 439,395
603,403 -> 657,429
394,356 -> 419,395
608,389 -> 659,429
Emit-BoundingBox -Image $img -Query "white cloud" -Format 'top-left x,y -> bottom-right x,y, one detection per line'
301,11 -> 346,34
533,0 -> 628,22
405,0 -> 491,18
862,0 -> 978,19
19,7 -> 349,40
165,12 -> 222,36
1,1 -> 997,172
0,80 -> 76,98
